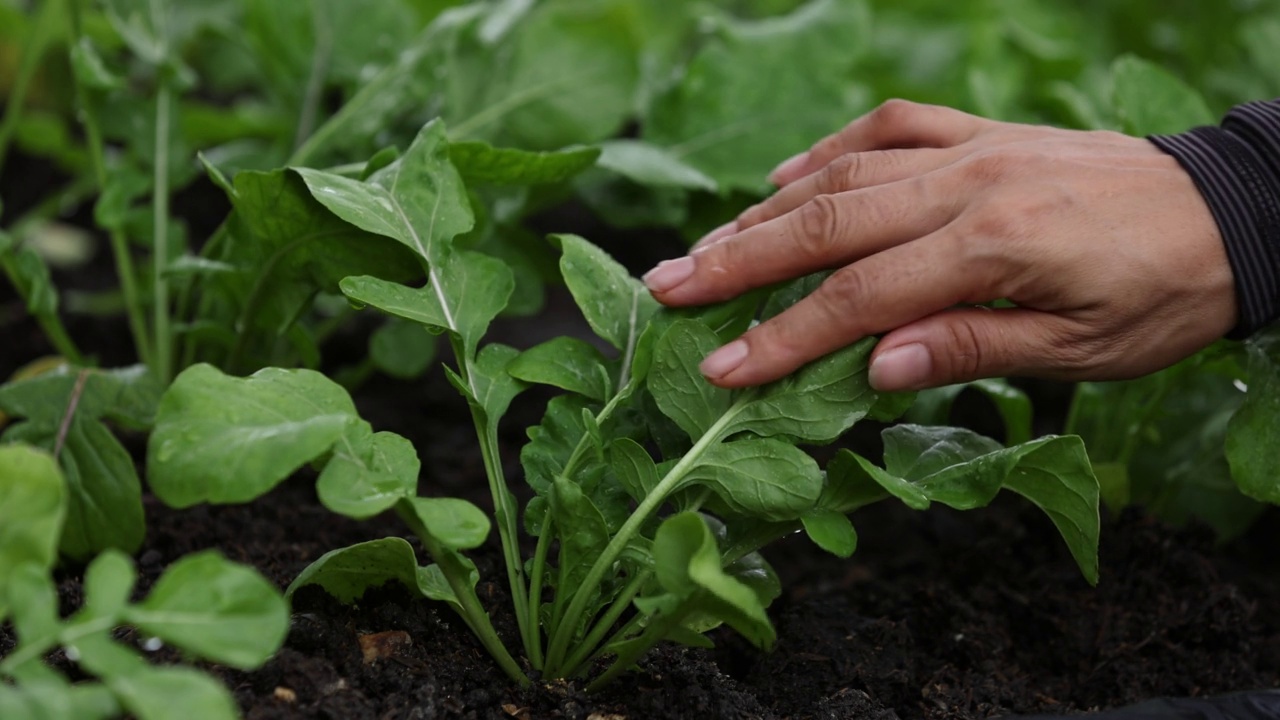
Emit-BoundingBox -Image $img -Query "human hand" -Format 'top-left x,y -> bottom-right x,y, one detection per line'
642,100 -> 1238,391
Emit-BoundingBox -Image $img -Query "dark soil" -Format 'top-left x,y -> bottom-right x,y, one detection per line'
14,368 -> 1274,720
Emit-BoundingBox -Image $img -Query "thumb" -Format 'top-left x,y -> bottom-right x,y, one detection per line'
868,307 -> 1073,391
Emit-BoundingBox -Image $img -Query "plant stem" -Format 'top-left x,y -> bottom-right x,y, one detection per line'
405,515 -> 528,686
525,513 -> 552,671
152,80 -> 174,383
542,393 -> 753,673
584,603 -> 691,693
557,569 -> 650,678
449,336 -> 536,663
68,3 -> 152,368
0,254 -> 84,364
293,3 -> 332,155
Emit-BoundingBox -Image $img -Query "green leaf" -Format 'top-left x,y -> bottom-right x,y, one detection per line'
554,233 -> 659,354
650,513 -> 775,649
148,364 -> 357,507
449,141 -> 600,185
288,537 -> 424,604
508,336 -> 612,402
682,439 -> 823,521
648,319 -> 731,441
726,337 -> 880,443
317,423 -> 420,519
596,140 -> 717,192
907,378 -> 1033,446
610,438 -> 660,503
81,550 -> 137,621
3,416 -> 146,560
339,247 -> 514,362
521,394 -> 597,496
211,168 -> 419,338
645,0 -> 871,193
0,365 -> 161,430
0,680 -> 118,720
457,343 -> 526,428
549,476 -> 612,595
801,510 -> 857,558
829,426 -> 1100,584
0,445 -> 65,619
125,551 -> 288,669
370,318 -> 438,380
1226,331 -> 1280,503
299,121 -> 472,264
109,667 -> 239,720
1111,55 -> 1214,135
399,497 -> 491,551
6,562 -> 60,648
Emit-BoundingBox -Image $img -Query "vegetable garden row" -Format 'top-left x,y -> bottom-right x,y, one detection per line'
1,0 -> 1277,717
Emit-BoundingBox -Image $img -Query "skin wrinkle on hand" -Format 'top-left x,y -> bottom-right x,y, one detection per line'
644,100 -> 1237,392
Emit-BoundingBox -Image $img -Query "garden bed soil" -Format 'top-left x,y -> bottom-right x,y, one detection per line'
4,363 -> 1275,719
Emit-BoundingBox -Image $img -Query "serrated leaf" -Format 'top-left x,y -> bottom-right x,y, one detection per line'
148,364 -> 357,507
126,551 -> 288,669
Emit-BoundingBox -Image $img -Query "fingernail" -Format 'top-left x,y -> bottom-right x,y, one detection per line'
691,221 -> 738,253
869,343 -> 932,391
700,340 -> 749,379
768,152 -> 809,185
643,256 -> 696,293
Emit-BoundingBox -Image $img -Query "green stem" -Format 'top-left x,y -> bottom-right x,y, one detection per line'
584,604 -> 691,693
542,393 -> 754,673
0,0 -> 63,177
151,79 -> 174,383
68,3 -> 151,368
405,514 -> 528,686
293,3 -> 332,154
0,255 -> 84,364
557,569 -> 650,679
525,513 -> 552,671
449,336 -> 536,664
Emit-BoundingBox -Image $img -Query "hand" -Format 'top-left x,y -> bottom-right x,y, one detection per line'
642,100 -> 1238,391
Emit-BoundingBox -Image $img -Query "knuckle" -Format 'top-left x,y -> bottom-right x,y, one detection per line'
940,319 -> 985,380
963,150 -> 1017,183
820,154 -> 861,193
868,98 -> 921,128
794,194 -> 844,258
818,266 -> 870,314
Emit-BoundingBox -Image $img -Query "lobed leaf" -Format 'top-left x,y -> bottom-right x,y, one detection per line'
288,537 -> 424,604
317,423 -> 420,520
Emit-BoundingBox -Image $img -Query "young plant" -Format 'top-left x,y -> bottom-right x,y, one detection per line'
147,122 -> 1103,688
0,445 -> 288,720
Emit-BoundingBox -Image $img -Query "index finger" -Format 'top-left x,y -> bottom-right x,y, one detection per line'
770,100 -> 992,186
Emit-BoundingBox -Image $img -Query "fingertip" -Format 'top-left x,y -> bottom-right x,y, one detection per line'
868,342 -> 933,391
768,151 -> 810,186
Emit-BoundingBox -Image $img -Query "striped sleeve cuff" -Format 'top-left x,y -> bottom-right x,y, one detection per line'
1149,100 -> 1280,339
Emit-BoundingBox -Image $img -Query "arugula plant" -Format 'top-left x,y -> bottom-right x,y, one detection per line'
0,444 -> 288,720
147,122 -> 1102,688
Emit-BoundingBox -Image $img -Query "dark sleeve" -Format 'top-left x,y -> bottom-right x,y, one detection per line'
1148,99 -> 1280,339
